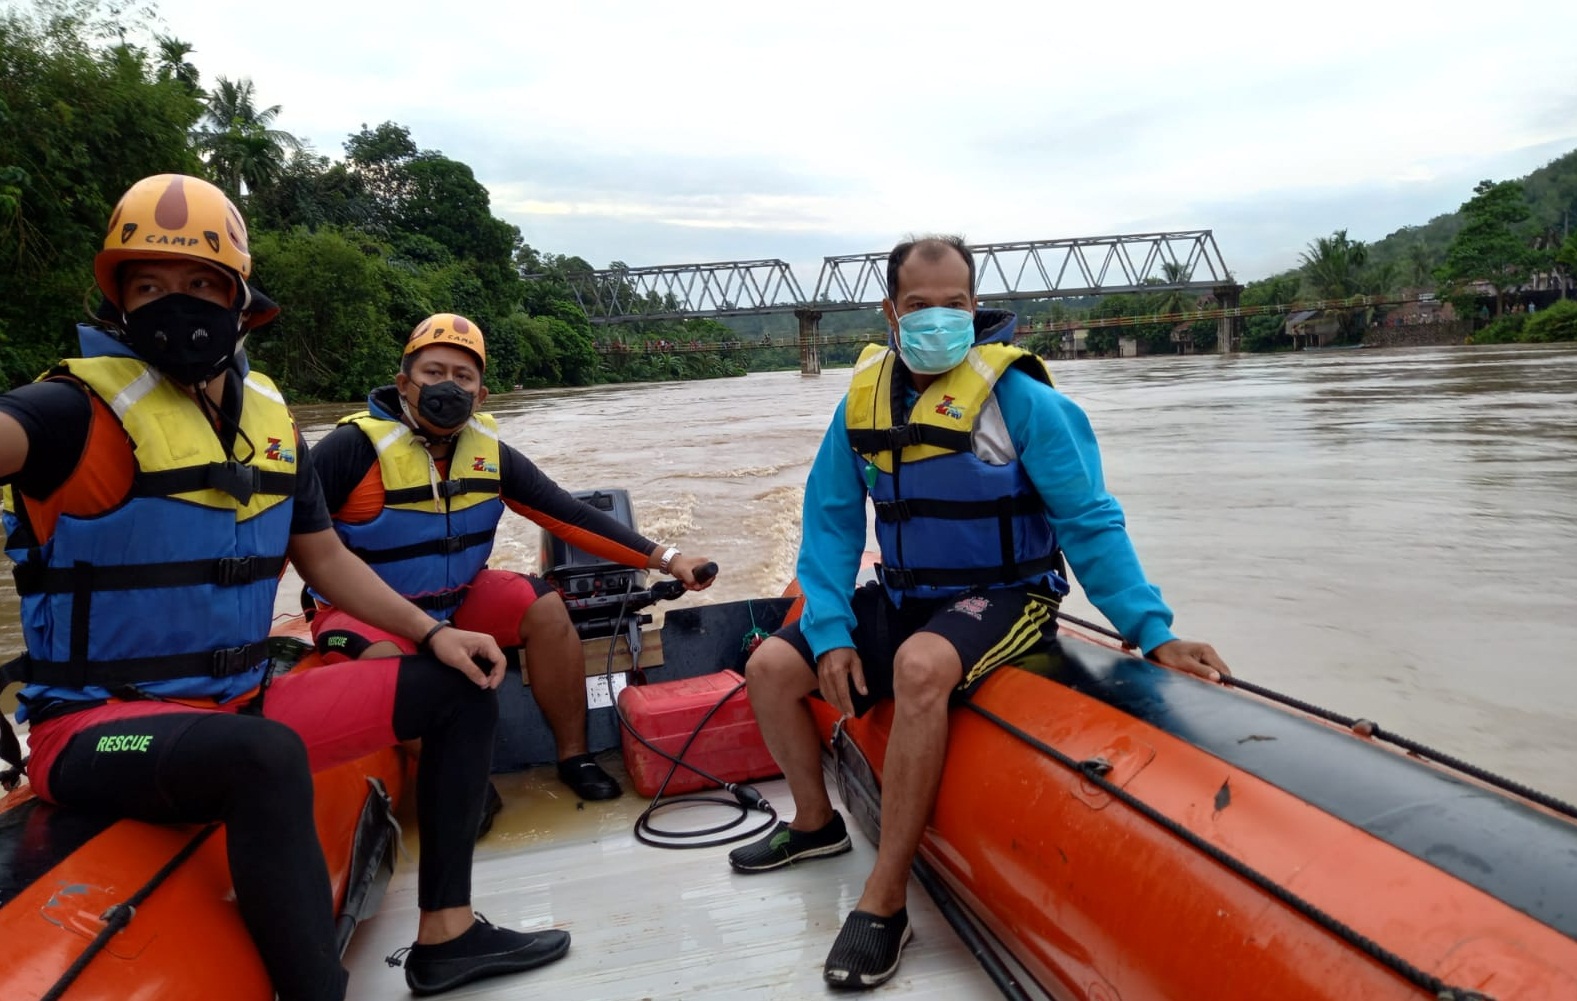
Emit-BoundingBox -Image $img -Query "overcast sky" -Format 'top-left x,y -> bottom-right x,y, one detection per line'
139,0 -> 1577,287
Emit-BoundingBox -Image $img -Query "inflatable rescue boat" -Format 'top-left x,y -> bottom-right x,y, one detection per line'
814,609 -> 1577,1000
0,636 -> 407,1001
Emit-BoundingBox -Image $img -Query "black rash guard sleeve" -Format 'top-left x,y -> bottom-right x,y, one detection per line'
0,380 -> 94,497
0,379 -> 329,534
307,423 -> 379,516
288,432 -> 333,535
498,444 -> 658,560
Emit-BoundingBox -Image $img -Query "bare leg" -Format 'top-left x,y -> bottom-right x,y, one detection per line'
745,636 -> 834,830
516,592 -> 589,757
856,632 -> 959,916
417,906 -> 476,944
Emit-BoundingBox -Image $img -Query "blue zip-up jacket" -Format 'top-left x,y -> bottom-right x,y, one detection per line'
797,319 -> 1178,659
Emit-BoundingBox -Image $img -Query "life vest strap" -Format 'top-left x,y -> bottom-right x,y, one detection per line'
135,462 -> 295,505
848,424 -> 973,456
874,553 -> 1065,591
348,529 -> 495,566
306,584 -> 467,618
410,588 -> 470,612
12,554 -> 286,596
383,477 -> 497,507
872,493 -> 1043,524
10,639 -> 271,691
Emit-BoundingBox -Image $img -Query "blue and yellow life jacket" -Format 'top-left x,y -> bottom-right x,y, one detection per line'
329,409 -> 504,617
844,338 -> 1067,603
2,327 -> 297,719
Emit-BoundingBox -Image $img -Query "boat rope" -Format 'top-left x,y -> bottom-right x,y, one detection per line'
1053,611 -> 1577,823
964,703 -> 1495,1001
909,848 -> 1036,1001
39,823 -> 219,1001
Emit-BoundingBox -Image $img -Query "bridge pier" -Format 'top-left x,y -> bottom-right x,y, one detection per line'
1215,284 -> 1244,353
796,308 -> 822,375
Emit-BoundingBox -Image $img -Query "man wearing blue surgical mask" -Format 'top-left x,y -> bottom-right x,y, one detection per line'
730,235 -> 1229,989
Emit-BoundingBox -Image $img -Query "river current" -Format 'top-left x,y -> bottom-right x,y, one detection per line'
5,343 -> 1574,800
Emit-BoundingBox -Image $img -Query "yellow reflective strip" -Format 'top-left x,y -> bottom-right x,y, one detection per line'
243,373 -> 285,405
108,367 -> 162,419
964,347 -> 1002,388
852,345 -> 890,377
374,423 -> 409,456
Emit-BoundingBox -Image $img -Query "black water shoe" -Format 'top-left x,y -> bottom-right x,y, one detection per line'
392,914 -> 570,996
728,812 -> 852,872
823,908 -> 911,990
557,753 -> 622,801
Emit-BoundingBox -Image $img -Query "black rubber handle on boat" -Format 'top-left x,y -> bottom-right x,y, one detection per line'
650,579 -> 687,601
650,562 -> 718,600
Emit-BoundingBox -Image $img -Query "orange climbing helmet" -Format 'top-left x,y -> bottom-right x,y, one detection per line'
93,174 -> 278,328
403,313 -> 487,369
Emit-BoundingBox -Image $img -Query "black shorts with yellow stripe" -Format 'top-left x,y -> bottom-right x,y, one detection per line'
777,580 -> 1062,718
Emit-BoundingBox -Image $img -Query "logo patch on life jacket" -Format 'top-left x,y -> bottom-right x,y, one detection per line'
471,456 -> 498,474
933,395 -> 964,420
95,734 -> 153,753
264,437 -> 296,463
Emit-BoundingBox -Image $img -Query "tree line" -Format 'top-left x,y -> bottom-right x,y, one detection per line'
1011,155 -> 1577,356
0,0 -> 748,399
6,1 -> 1575,392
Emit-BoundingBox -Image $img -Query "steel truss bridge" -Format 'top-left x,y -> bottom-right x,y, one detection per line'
533,231 -> 1245,368
593,292 -> 1439,356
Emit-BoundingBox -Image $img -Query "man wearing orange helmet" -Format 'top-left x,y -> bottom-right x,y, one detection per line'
0,175 -> 570,999
307,313 -> 717,802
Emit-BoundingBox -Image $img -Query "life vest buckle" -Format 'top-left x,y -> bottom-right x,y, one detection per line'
215,556 -> 258,586
210,644 -> 262,678
873,563 -> 916,590
885,424 -> 923,449
873,499 -> 913,524
438,479 -> 469,499
208,461 -> 260,505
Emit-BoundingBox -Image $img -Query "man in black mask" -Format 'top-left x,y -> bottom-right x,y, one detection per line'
0,174 -> 577,998
306,314 -> 716,805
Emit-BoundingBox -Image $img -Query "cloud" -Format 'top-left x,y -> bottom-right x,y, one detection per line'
145,0 -> 1577,285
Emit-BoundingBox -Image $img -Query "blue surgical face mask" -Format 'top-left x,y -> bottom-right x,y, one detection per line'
894,306 -> 975,374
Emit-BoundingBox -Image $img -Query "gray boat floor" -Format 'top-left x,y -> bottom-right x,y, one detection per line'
343,754 -> 1020,1000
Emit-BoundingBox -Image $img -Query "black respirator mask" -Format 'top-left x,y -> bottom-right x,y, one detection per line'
121,293 -> 243,386
414,381 -> 476,431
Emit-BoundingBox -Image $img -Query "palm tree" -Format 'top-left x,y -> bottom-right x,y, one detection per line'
1298,230 -> 1368,300
1405,242 -> 1434,289
154,35 -> 200,92
1153,260 -> 1199,318
1299,230 -> 1373,340
194,77 -> 302,199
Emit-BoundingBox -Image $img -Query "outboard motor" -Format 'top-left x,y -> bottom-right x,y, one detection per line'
540,488 -> 651,639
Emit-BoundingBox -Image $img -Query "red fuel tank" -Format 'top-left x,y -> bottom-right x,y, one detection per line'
617,670 -> 781,798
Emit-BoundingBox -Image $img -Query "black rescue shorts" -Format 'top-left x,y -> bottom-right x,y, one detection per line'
775,581 -> 1061,717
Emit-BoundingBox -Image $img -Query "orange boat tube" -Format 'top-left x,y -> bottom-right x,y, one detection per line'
0,650 -> 407,1001
815,623 -> 1577,1000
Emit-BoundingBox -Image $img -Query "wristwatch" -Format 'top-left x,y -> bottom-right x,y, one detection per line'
658,546 -> 681,574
